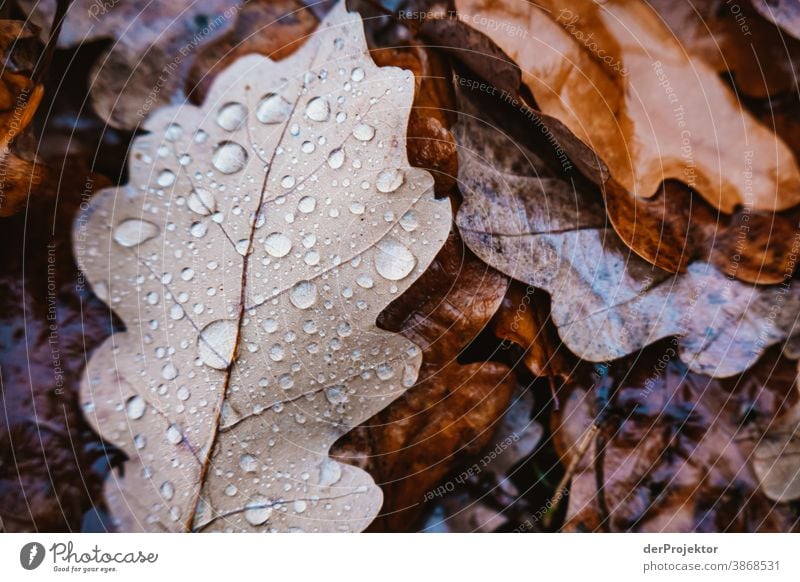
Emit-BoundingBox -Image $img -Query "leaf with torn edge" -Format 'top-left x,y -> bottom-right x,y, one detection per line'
75,1 -> 451,532
454,113 -> 800,377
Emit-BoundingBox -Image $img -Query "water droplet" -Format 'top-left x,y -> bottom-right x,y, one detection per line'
157,169 -> 176,187
244,495 -> 272,525
289,280 -> 317,310
303,250 -> 319,266
235,239 -> 250,256
160,481 -> 175,501
319,458 -> 342,486
281,175 -> 296,189
212,141 -> 247,174
113,219 -> 159,247
376,168 -> 405,193
334,37 -> 344,50
187,189 -> 216,215
353,123 -> 375,141
165,123 -> 183,141
190,221 -> 208,238
216,102 -> 248,131
134,434 -> 147,449
269,343 -> 284,362
293,500 -> 307,514
161,362 -> 178,381
263,318 -> 278,333
239,454 -> 258,473
126,395 -> 146,420
166,424 -> 182,444
224,484 -> 238,497
256,93 -> 292,124
177,386 -> 191,401
301,141 -> 315,154
197,319 -> 238,370
327,147 -> 345,169
400,211 -> 418,232
374,239 -> 416,281
356,273 -> 374,289
297,196 -> 316,214
377,363 -> 395,380
279,373 -> 294,390
179,153 -> 191,166
325,384 -> 346,404
349,202 -> 365,215
181,268 -> 195,281
264,232 -> 292,257
169,304 -> 184,320
351,67 -> 365,81
305,97 -> 330,122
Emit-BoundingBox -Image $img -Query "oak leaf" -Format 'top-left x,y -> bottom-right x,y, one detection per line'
75,1 -> 451,532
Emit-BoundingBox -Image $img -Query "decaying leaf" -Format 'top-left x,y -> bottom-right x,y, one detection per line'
75,2 -> 451,532
334,232 -> 514,531
553,346 -> 799,532
751,375 -> 800,502
454,112 -> 800,377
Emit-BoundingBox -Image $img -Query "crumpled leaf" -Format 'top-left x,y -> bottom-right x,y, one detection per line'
751,0 -> 800,40
751,373 -> 800,502
455,0 -> 800,212
334,231 -> 515,531
553,346 -> 799,532
75,1 -> 451,532
454,112 -> 800,377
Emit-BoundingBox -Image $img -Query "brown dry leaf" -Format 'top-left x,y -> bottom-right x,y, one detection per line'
493,283 -> 573,380
334,231 -> 515,531
0,21 -> 45,217
371,44 -> 458,195
0,163 -> 118,532
187,0 -> 320,103
455,0 -> 800,212
553,346 -> 799,532
651,0 -> 800,98
751,0 -> 800,40
454,111 -> 800,377
75,2 -> 451,532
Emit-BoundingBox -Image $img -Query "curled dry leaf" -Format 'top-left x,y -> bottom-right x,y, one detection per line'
334,232 -> 515,531
75,2 -> 451,532
456,0 -> 800,214
553,347 -> 799,532
454,112 -> 800,377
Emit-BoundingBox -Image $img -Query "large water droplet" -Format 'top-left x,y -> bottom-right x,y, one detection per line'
239,454 -> 258,473
305,97 -> 330,122
289,280 -> 317,310
281,175 -> 296,189
197,319 -> 238,370
256,93 -> 292,124
187,189 -> 216,215
161,362 -> 178,381
190,221 -> 208,238
375,239 -> 416,280
264,232 -> 292,257
319,458 -> 342,486
376,168 -> 404,193
325,384 -> 346,405
400,210 -> 418,232
244,495 -> 272,525
113,219 -> 159,247
352,123 -> 375,141
126,395 -> 146,420
157,169 -> 176,187
216,102 -> 248,131
212,141 -> 247,174
350,67 -> 365,82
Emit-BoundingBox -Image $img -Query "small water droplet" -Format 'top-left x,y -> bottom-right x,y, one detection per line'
303,250 -> 319,266
352,123 -> 375,141
113,219 -> 159,247
166,424 -> 182,444
157,169 -> 176,187
160,481 -> 175,501
377,363 -> 395,380
375,239 -> 416,280
281,175 -> 296,189
319,458 -> 342,486
256,93 -> 292,124
235,239 -> 250,255
356,273 -> 374,288
244,495 -> 272,525
279,373 -> 294,390
216,102 -> 248,131
264,232 -> 292,257
327,147 -> 345,169
351,67 -> 365,82
187,189 -> 216,215
197,319 -> 238,370
325,384 -> 346,404
297,196 -> 316,214
301,141 -> 315,154
224,484 -> 238,497
263,318 -> 278,333
269,343 -> 284,361
305,97 -> 330,122
212,141 -> 247,174
400,211 -> 418,232
239,454 -> 258,473
289,280 -> 317,309
126,395 -> 146,420
190,221 -> 208,238
376,168 -> 404,193
293,500 -> 307,514
165,123 -> 183,141
349,202 -> 365,215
